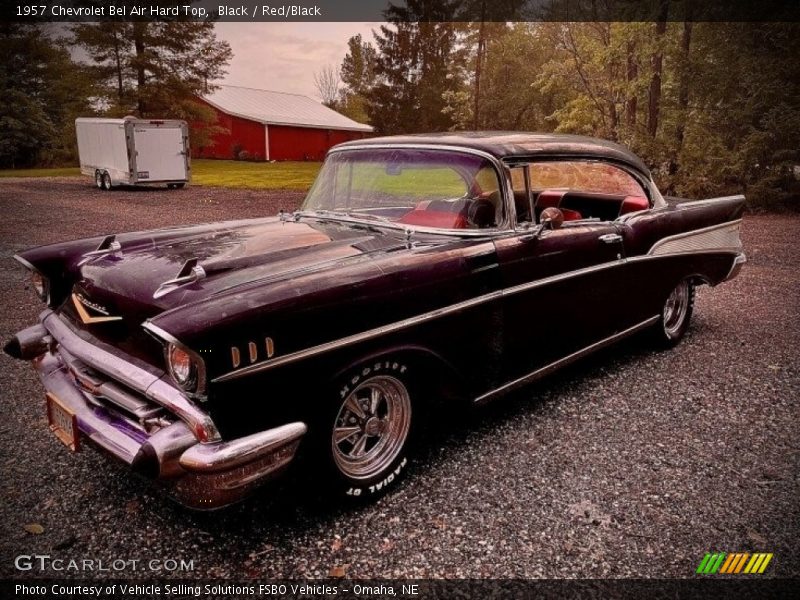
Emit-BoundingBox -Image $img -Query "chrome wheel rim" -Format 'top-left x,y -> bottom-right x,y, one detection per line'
663,281 -> 689,338
332,375 -> 411,480
95,172 -> 103,188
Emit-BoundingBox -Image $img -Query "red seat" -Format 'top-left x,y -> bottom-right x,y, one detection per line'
397,209 -> 468,229
537,190 -> 582,221
620,195 -> 649,215
537,189 -> 568,209
561,208 -> 583,221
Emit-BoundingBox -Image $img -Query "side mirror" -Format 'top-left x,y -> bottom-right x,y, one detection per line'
539,207 -> 564,231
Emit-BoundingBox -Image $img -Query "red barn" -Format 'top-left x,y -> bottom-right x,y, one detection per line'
193,84 -> 373,161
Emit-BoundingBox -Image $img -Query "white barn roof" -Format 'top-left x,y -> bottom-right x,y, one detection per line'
202,85 -> 373,133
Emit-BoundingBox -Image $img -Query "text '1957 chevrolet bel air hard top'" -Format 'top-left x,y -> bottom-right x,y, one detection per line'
5,133 -> 746,509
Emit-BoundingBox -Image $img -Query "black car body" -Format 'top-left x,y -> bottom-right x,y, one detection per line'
5,133 -> 746,508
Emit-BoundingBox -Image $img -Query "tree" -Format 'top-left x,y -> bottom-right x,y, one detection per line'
314,65 -> 340,108
340,34 -> 377,96
72,19 -> 232,147
366,0 -> 465,134
345,12 -> 800,208
646,2 -> 669,138
337,34 -> 378,124
0,24 -> 95,167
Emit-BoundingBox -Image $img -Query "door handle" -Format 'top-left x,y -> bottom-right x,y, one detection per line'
599,233 -> 622,244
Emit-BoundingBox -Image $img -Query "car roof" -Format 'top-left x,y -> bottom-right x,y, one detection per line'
335,131 -> 651,178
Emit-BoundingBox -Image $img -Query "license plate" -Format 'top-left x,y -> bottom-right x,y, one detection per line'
46,393 -> 80,452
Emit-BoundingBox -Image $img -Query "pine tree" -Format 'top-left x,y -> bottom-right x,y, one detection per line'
72,19 -> 232,147
0,24 -> 95,167
367,0 -> 465,134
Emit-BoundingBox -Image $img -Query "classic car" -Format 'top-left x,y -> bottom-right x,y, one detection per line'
5,133 -> 746,509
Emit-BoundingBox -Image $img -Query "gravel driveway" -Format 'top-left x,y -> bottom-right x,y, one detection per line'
0,178 -> 797,579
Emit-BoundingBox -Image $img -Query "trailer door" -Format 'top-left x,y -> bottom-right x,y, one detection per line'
132,124 -> 187,182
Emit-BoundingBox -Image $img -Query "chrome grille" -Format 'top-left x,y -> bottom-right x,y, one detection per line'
59,345 -> 172,435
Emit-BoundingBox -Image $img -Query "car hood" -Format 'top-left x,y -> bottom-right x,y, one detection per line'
75,217 -> 411,316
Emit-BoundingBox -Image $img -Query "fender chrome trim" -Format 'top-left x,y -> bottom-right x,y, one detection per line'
648,219 -> 742,256
213,256 -> 628,383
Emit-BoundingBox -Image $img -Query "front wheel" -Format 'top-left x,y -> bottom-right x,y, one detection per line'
94,170 -> 103,189
653,279 -> 695,347
102,172 -> 113,191
318,360 -> 417,501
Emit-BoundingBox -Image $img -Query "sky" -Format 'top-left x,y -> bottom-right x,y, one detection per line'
213,23 -> 381,101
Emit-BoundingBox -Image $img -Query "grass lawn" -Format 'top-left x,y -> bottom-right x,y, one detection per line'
0,160 -> 321,191
0,166 -> 81,178
191,159 -> 321,190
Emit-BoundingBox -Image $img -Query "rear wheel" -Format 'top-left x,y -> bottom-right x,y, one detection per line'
653,279 -> 695,346
315,359 -> 417,501
102,172 -> 113,191
95,170 -> 103,189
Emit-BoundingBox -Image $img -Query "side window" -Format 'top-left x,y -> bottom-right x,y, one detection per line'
470,166 -> 505,227
509,166 -> 533,223
530,161 -> 648,222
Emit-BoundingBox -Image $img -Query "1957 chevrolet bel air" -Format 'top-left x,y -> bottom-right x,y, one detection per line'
5,133 -> 746,509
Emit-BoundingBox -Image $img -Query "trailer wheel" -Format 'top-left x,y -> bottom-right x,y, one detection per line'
174,182 -> 186,189
101,173 -> 113,191
95,170 -> 103,189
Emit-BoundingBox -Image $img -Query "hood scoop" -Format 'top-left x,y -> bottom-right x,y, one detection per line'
153,258 -> 206,299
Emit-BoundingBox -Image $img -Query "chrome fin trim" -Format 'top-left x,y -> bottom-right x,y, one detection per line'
647,219 -> 742,256
675,194 -> 745,210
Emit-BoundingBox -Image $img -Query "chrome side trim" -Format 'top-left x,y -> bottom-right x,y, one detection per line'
474,315 -> 660,405
212,232 -> 744,384
212,257 -> 627,383
647,219 -> 742,256
211,219 -> 743,384
41,311 -> 220,442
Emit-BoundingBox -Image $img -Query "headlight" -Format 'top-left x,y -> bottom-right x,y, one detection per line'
30,271 -> 49,302
167,343 -> 197,389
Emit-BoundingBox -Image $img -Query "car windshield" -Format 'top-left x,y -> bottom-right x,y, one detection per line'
301,148 -> 505,230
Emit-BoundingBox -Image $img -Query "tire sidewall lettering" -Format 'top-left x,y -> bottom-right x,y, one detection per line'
344,457 -> 408,497
339,361 -> 409,399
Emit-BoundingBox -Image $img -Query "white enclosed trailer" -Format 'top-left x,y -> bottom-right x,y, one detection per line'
75,117 -> 190,190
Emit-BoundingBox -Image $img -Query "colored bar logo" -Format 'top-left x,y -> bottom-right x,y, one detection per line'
696,552 -> 773,574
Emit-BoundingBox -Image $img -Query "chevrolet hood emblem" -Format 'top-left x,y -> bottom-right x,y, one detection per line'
72,293 -> 123,324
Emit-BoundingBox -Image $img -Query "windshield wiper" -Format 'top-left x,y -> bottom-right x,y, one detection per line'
339,210 -> 393,224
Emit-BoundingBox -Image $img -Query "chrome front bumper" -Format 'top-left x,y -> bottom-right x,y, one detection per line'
10,311 -> 307,510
